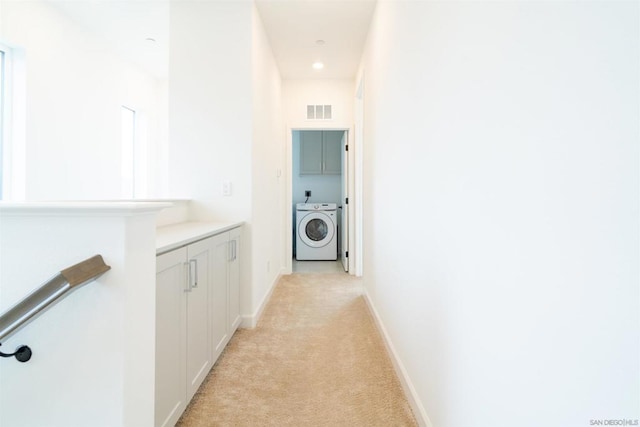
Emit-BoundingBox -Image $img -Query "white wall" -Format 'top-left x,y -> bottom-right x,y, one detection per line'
250,2 -> 285,318
169,1 -> 285,323
283,79 -> 354,129
359,2 -> 639,426
0,2 -> 166,200
283,79 -> 354,269
168,1 -> 252,221
169,0 -> 254,316
0,203 -> 163,427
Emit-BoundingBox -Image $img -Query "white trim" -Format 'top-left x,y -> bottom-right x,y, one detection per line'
285,126 -> 355,275
363,290 -> 433,427
285,126 -> 293,275
240,270 -> 282,328
354,74 -> 365,277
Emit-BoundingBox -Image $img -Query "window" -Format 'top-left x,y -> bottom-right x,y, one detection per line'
121,106 -> 136,198
0,44 -> 30,200
0,46 -> 7,199
121,105 -> 149,199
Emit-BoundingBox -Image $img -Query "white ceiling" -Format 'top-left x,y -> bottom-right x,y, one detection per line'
50,0 -> 376,81
51,1 -> 170,80
255,0 -> 377,80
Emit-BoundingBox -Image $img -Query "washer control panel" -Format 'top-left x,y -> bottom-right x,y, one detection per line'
296,203 -> 337,211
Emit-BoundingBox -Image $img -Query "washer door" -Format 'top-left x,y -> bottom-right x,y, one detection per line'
298,212 -> 335,248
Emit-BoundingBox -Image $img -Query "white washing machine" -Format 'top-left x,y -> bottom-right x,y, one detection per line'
296,203 -> 338,261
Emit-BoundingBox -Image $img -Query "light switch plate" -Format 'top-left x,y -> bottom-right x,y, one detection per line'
222,181 -> 232,196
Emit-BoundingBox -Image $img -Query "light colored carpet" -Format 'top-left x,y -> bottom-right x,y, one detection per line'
177,273 -> 417,427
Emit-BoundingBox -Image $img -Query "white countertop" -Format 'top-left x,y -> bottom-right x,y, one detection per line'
156,221 -> 243,254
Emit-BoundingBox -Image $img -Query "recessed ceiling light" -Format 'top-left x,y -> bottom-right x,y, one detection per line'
316,40 -> 325,45
312,62 -> 324,70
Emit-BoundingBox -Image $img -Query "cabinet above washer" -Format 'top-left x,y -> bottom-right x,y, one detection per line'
299,130 -> 343,175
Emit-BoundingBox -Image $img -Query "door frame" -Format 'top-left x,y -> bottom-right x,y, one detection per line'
354,75 -> 364,277
285,126 -> 358,275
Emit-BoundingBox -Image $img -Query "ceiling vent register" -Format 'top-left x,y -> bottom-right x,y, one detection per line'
306,105 -> 332,120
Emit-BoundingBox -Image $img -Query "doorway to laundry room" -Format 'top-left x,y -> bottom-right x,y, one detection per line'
291,130 -> 348,273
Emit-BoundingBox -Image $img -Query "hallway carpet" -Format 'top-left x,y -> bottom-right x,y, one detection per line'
177,273 -> 417,427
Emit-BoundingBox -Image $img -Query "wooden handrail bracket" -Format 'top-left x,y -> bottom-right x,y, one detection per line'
61,255 -> 111,287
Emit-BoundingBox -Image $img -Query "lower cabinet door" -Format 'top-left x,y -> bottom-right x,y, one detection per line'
210,232 -> 229,362
155,247 -> 187,427
185,237 -> 213,400
229,228 -> 241,333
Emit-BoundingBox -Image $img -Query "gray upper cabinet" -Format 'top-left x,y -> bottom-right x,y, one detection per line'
299,130 -> 342,175
322,131 -> 343,174
300,131 -> 323,174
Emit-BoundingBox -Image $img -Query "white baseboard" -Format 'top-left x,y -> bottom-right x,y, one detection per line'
240,270 -> 282,328
363,291 -> 433,427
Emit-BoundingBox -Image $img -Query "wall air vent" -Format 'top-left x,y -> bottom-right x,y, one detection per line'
306,105 -> 332,120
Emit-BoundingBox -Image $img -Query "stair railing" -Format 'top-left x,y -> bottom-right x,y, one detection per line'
0,255 -> 111,362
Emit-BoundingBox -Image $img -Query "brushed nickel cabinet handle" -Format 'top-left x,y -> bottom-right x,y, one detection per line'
184,262 -> 191,292
189,259 -> 198,288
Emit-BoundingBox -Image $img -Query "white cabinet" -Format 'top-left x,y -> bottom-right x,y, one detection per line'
299,131 -> 342,175
155,226 -> 241,427
228,228 -> 241,333
185,238 -> 213,399
210,229 -> 241,361
155,247 -> 187,427
210,233 -> 228,361
155,239 -> 213,427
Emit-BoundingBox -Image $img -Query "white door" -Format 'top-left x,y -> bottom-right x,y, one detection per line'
341,131 -> 349,272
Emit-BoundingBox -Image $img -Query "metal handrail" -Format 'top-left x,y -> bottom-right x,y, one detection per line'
0,255 -> 111,362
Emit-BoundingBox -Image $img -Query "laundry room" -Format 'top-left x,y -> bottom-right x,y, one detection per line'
292,130 -> 345,261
